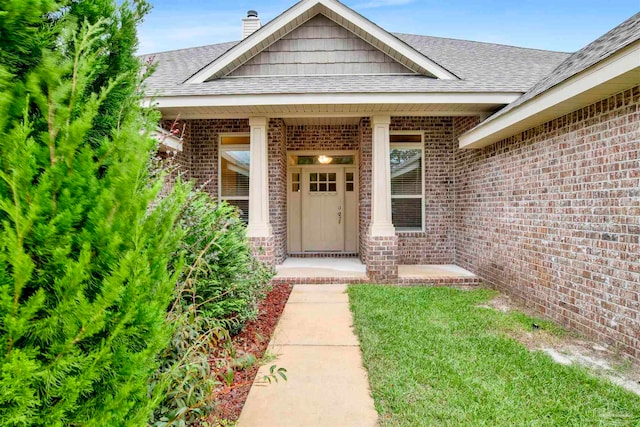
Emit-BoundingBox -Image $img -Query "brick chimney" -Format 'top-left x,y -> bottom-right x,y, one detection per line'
242,10 -> 261,39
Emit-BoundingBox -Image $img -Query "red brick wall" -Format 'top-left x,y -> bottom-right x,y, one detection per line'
455,86 -> 640,362
286,124 -> 359,151
391,117 -> 456,264
359,118 -> 372,264
186,119 -> 250,196
268,119 -> 288,264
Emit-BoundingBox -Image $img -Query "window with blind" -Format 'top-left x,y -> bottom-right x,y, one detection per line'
390,134 -> 423,231
219,135 -> 250,222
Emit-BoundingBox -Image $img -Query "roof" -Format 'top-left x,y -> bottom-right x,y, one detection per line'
143,35 -> 569,97
460,13 -> 640,148
185,0 -> 459,83
481,12 -> 640,124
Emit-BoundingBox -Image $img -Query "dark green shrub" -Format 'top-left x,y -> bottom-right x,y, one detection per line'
179,192 -> 274,335
150,191 -> 274,425
0,7 -> 188,427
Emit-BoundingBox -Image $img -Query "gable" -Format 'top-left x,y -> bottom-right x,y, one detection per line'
185,0 -> 457,84
229,15 -> 414,77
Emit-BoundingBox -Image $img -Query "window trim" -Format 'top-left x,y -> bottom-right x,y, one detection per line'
390,132 -> 425,233
219,133 -> 251,220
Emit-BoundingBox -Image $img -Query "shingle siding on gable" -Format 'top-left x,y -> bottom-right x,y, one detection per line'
229,15 -> 414,76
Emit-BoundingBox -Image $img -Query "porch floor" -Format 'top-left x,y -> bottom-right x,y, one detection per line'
272,258 -> 481,286
275,257 -> 367,281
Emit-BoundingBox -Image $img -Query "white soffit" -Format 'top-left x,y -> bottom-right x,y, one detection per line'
151,92 -> 519,109
184,0 -> 458,83
459,42 -> 640,149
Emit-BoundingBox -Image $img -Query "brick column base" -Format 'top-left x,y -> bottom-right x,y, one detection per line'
248,236 -> 276,266
365,235 -> 398,282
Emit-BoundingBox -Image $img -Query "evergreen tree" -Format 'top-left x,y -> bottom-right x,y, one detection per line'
0,2 -> 187,425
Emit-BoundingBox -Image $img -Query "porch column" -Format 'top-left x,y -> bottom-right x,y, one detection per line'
370,115 -> 395,236
246,117 -> 272,238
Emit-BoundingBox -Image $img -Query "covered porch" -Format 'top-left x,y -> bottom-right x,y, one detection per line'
271,257 -> 481,286
156,100 -> 512,283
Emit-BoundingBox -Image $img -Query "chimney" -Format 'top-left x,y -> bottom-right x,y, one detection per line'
242,10 -> 261,39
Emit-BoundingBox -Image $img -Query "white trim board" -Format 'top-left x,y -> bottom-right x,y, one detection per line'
184,0 -> 457,83
459,41 -> 640,149
149,92 -> 520,109
151,127 -> 183,152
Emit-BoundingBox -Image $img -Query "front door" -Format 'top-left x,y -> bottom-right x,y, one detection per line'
301,169 -> 344,251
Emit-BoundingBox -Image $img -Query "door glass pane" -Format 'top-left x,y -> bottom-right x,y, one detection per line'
292,173 -> 300,182
319,183 -> 327,191
319,173 -> 326,181
310,183 -> 317,192
293,183 -> 300,192
328,173 -> 336,181
310,173 -> 317,181
346,182 -> 354,192
292,155 -> 354,165
346,172 -> 353,182
328,183 -> 336,192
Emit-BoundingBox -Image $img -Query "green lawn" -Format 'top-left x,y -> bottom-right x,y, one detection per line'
348,286 -> 640,427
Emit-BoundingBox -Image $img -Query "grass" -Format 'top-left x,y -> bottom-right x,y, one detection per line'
348,286 -> 640,427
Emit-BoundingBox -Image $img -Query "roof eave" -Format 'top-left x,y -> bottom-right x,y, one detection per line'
459,41 -> 640,149
148,92 -> 520,108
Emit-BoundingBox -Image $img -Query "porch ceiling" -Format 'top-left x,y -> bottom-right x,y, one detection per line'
155,101 -> 510,120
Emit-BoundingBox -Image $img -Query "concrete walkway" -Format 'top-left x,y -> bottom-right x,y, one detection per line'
237,284 -> 378,427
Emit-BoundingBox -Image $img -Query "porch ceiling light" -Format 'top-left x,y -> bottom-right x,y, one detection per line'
318,155 -> 333,164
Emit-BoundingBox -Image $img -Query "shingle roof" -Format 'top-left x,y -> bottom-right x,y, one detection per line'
481,12 -> 640,124
143,33 -> 570,97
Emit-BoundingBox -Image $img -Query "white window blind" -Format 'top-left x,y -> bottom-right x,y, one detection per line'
390,134 -> 423,231
220,135 -> 250,222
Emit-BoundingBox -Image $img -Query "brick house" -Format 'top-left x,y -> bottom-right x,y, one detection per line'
146,0 -> 640,361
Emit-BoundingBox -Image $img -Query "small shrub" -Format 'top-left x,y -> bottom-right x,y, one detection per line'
150,191 -> 274,425
179,192 -> 274,335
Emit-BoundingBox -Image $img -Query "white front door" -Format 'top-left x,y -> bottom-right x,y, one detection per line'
301,169 -> 344,251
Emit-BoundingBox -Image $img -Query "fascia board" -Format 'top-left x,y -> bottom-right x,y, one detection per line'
459,42 -> 640,149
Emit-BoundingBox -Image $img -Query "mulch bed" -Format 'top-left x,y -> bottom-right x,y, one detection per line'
209,283 -> 292,422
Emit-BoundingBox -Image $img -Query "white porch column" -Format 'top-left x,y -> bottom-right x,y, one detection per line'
370,115 -> 395,236
246,117 -> 272,238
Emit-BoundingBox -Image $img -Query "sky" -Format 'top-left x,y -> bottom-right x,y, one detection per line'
137,0 -> 639,55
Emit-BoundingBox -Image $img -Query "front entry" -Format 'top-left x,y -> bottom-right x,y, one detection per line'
302,169 -> 344,251
288,153 -> 358,254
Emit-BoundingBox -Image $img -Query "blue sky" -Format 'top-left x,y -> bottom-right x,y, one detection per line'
137,0 -> 639,54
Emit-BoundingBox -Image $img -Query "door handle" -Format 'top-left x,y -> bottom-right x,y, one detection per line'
338,206 -> 342,224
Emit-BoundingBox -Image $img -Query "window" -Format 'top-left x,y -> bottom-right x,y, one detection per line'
220,135 -> 250,222
390,134 -> 423,231
292,172 -> 300,193
309,172 -> 337,192
289,155 -> 354,165
346,172 -> 355,192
